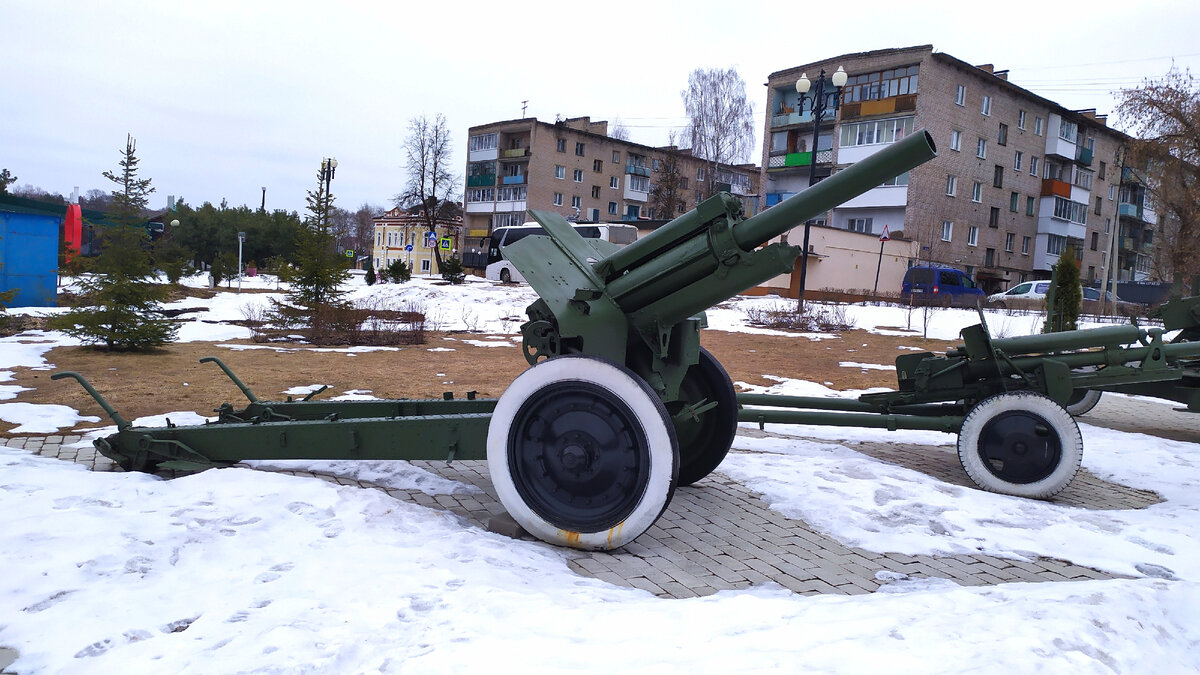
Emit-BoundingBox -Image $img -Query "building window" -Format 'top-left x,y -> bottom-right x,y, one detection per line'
1099,161 -> 1107,180
981,95 -> 992,116
1006,232 -> 1015,252
553,192 -> 563,206
1095,195 -> 1103,215
1009,192 -> 1019,212
950,129 -> 962,151
592,185 -> 600,199
977,138 -> 987,159
1105,217 -> 1111,233
420,259 -> 431,273
1026,196 -> 1036,216
593,159 -> 603,172
998,123 -> 1008,146
1030,156 -> 1039,177
1034,116 -> 1044,136
1058,119 -> 1078,143
652,159 -> 662,171
968,225 -> 979,246
571,195 -> 581,209
681,177 -> 688,189
612,151 -> 620,163
573,169 -> 583,182
1053,197 -> 1088,225
1022,236 -> 1031,254
839,116 -> 914,147
994,165 -> 1004,188
1047,234 -> 1065,256
972,181 -> 982,202
848,217 -> 873,234
1075,169 -> 1093,191
1091,232 -> 1099,251
942,220 -> 953,241
630,175 -> 650,193
469,133 -> 498,152
881,172 -> 910,186
697,167 -> 705,181
1109,184 -> 1116,200
575,142 -> 585,156
497,186 -> 526,201
556,138 -> 566,153
955,85 -> 965,106
842,65 -> 920,103
946,174 -> 957,196
466,188 -> 495,203
555,165 -> 565,179
610,176 -> 619,189
985,248 -> 995,267
608,201 -> 617,215
1014,151 -> 1023,171
990,206 -> 1001,227
1018,110 -> 1027,130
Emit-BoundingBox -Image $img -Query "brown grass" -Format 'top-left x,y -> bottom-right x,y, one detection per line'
4,329 -> 955,437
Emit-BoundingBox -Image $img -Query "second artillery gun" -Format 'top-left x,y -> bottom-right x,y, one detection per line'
58,129 -> 1200,551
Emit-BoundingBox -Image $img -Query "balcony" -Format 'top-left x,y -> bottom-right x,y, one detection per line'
1040,178 -> 1071,198
501,148 -> 528,159
1118,202 -> 1143,220
501,175 -> 525,185
625,164 -> 651,177
767,149 -> 833,170
624,184 -> 649,202
1075,146 -> 1093,166
467,174 -> 496,187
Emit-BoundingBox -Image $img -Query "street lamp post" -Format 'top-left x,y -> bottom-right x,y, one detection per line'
237,231 -> 246,293
794,65 -> 848,310
320,157 -> 338,228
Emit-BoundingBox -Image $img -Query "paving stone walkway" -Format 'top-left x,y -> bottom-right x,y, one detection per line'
6,392 -> 1179,600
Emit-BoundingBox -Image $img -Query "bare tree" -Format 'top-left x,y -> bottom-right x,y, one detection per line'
395,114 -> 461,271
609,118 -> 631,141
1117,67 -> 1200,293
682,67 -> 756,198
352,203 -> 382,267
650,131 -> 687,219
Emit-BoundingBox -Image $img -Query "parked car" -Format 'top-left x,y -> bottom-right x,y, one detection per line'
902,266 -> 985,306
988,282 -> 1139,313
987,281 -> 1050,308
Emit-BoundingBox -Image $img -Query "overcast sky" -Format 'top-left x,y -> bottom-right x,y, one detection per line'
4,0 -> 1199,215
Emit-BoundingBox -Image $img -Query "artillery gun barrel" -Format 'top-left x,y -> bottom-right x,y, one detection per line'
947,324 -> 1147,359
601,130 -> 937,323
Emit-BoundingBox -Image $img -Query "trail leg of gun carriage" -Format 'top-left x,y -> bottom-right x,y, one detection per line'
57,128 -> 1200,551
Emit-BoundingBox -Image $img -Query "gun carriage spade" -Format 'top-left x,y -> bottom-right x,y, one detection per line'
57,129 -> 1200,551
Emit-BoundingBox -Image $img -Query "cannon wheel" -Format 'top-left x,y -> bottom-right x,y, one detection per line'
957,391 -> 1082,499
671,348 -> 738,487
487,355 -> 678,550
1065,389 -> 1103,416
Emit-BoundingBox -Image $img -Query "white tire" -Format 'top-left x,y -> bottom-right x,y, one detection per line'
487,356 -> 678,550
1065,389 -> 1102,416
957,391 -> 1082,499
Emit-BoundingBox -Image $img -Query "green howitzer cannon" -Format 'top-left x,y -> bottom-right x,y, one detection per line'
57,130 -> 940,551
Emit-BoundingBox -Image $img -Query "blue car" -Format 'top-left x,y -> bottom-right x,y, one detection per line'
902,266 -> 985,306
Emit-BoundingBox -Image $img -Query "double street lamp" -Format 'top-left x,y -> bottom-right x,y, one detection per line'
320,157 -> 338,227
794,65 -> 847,309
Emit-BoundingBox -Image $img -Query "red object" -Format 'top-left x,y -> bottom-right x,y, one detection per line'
63,204 -> 82,261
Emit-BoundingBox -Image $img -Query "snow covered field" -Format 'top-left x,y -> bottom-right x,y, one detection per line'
2,275 -> 1198,673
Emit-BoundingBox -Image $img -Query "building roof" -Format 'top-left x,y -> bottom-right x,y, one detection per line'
768,44 -> 1126,139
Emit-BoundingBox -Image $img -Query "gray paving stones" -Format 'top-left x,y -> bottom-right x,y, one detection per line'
8,395 -> 1176,600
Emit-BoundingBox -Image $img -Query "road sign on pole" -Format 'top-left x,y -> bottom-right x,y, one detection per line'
873,225 -> 889,297
879,224 -> 890,242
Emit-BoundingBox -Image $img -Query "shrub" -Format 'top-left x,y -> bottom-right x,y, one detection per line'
440,255 -> 466,284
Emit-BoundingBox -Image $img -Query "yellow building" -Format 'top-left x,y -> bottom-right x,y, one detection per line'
371,206 -> 463,276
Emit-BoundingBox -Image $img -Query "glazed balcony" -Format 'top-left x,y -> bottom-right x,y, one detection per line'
466,174 -> 496,187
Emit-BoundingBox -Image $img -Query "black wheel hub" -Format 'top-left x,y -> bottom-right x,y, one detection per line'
977,411 -> 1062,484
508,382 -> 650,532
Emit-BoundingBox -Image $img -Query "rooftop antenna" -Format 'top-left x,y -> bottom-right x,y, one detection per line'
521,100 -> 529,117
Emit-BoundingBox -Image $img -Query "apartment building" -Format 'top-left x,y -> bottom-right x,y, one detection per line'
371,205 -> 463,276
760,45 -> 1137,296
463,116 -> 759,243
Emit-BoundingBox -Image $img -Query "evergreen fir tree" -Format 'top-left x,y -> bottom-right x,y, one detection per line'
365,265 -> 377,285
48,135 -> 177,350
277,160 -> 350,327
439,255 -> 465,284
387,259 -> 411,283
1044,245 -> 1083,333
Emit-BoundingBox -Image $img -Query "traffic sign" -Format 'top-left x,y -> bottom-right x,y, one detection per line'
425,232 -> 438,248
344,250 -> 353,258
440,237 -> 451,250
879,224 -> 890,242
405,244 -> 413,252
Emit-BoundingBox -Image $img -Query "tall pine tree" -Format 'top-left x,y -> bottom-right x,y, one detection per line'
50,135 -> 177,350
281,159 -> 349,321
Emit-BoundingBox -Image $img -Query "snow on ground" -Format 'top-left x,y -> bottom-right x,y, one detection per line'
3,275 -> 1200,671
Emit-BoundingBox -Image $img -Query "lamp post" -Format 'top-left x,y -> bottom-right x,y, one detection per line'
320,157 -> 338,228
794,65 -> 847,310
237,231 -> 246,293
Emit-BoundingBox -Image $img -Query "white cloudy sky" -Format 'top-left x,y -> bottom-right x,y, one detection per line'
3,0 -> 1199,214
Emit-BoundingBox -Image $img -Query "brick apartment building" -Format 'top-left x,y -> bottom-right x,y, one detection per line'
462,116 -> 759,244
760,44 -> 1154,296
